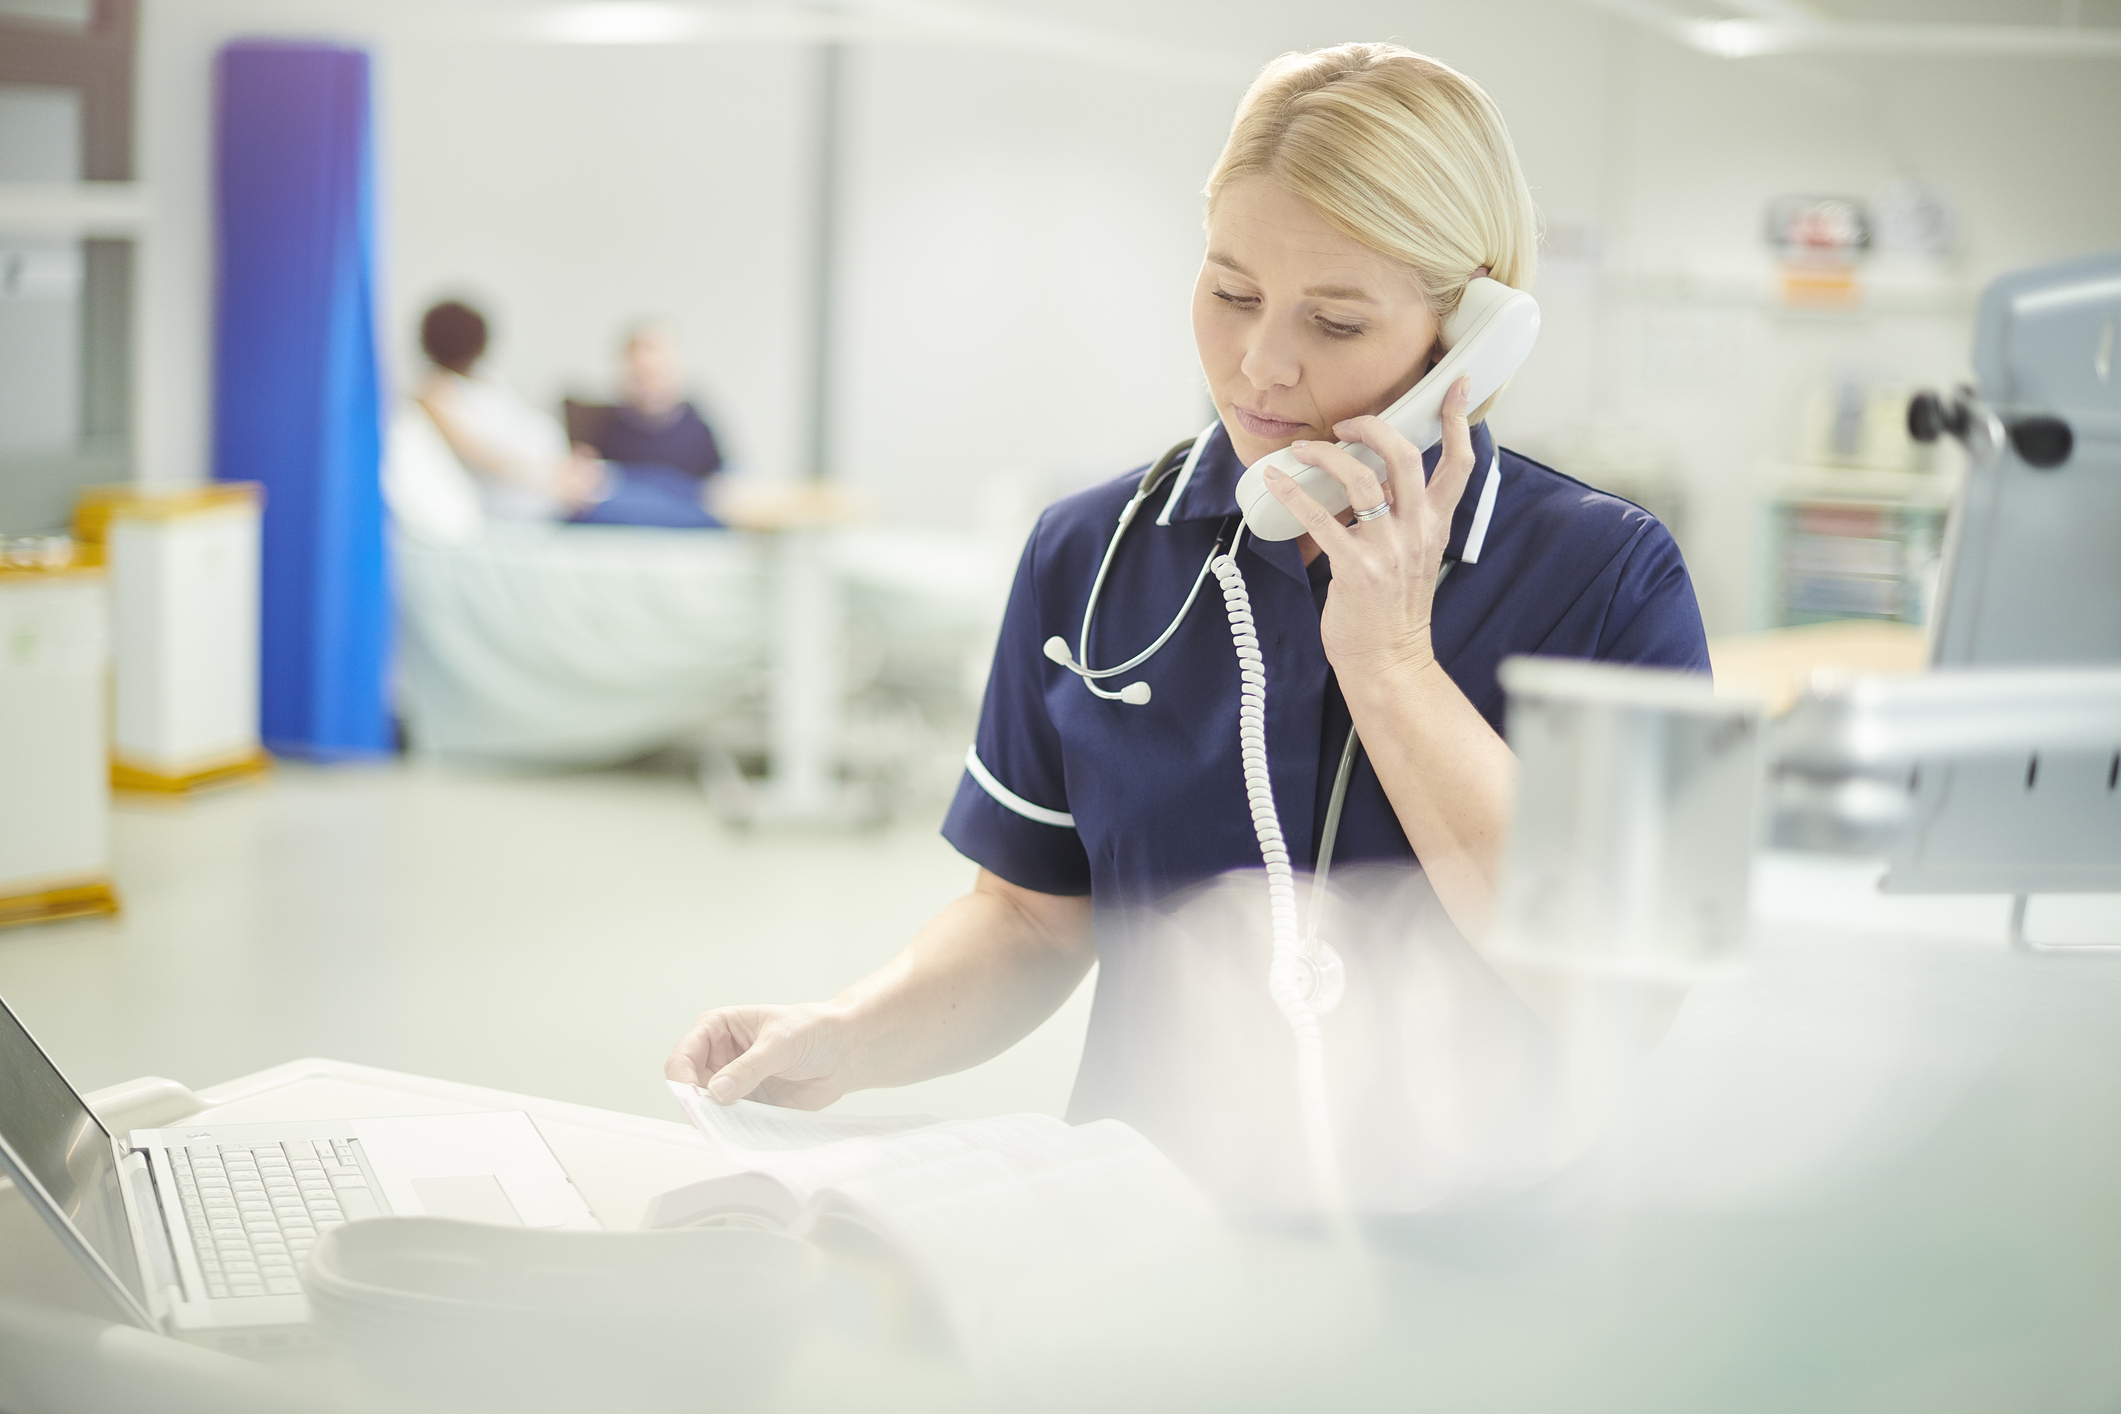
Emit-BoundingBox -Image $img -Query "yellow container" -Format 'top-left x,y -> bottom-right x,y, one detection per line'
0,544 -> 120,927
73,483 -> 271,793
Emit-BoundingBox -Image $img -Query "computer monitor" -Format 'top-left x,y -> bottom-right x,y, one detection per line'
1885,250 -> 2121,895
0,993 -> 148,1314
1928,250 -> 2121,671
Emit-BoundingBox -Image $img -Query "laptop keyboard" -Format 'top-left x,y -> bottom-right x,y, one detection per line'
168,1139 -> 378,1299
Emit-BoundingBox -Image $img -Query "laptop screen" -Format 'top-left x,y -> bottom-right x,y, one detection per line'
0,994 -> 145,1307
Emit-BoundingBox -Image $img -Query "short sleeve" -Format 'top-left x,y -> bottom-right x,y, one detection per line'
941,515 -> 1094,896
1596,523 -> 1713,674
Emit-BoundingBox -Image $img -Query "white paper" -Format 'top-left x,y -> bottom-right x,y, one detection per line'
664,1082 -> 1213,1259
667,1081 -> 938,1155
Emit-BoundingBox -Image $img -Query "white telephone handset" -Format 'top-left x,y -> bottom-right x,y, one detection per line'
1233,277 -> 1540,542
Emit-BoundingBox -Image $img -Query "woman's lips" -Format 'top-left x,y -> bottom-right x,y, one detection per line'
1231,404 -> 1310,440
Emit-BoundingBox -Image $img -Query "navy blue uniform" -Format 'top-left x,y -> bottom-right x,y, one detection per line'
571,402 -> 726,529
940,418 -> 1710,1126
589,402 -> 724,481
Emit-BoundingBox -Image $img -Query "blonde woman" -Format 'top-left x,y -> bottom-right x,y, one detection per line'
668,46 -> 1708,1146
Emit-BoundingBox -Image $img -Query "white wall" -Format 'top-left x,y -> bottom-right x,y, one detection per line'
0,238 -> 79,456
827,43 -> 1232,513
131,2 -> 817,486
1,84 -> 86,520
132,0 -> 222,485
379,39 -> 814,479
128,0 -> 2121,631
1581,36 -> 2121,630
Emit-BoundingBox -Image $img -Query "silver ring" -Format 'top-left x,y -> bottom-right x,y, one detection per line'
1352,501 -> 1391,522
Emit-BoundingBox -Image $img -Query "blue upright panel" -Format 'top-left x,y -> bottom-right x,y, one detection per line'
213,42 -> 391,758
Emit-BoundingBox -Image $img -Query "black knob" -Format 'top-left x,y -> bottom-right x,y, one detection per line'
1907,391 -> 1942,443
2009,416 -> 2073,469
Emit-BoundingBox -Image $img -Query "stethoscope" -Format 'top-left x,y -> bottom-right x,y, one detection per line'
1040,432 -> 1229,708
1041,426 -> 1461,1016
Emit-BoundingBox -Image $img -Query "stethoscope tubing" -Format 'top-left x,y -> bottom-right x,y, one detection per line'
1069,494 -> 1230,681
1054,437 -> 1235,698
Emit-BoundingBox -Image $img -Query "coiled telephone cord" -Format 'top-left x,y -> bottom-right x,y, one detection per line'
1209,551 -> 1352,1227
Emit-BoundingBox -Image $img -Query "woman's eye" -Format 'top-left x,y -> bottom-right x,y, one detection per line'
1212,289 -> 1259,309
1316,317 -> 1364,339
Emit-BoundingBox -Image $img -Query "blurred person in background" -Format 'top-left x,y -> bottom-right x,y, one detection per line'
565,322 -> 726,529
414,299 -> 608,523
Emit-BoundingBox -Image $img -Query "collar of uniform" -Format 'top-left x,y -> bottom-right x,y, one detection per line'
1157,417 -> 1499,557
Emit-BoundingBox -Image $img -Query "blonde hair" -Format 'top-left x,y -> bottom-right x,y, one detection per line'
1206,44 -> 1538,323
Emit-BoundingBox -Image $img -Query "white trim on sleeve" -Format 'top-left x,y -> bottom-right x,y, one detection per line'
1461,452 -> 1501,565
964,747 -> 1076,828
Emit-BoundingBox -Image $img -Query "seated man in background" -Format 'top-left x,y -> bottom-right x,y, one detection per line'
564,323 -> 725,530
414,300 -> 607,523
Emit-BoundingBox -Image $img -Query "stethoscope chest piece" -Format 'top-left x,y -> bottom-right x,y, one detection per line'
1293,938 -> 1346,1015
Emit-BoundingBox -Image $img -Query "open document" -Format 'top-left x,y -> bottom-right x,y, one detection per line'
646,1083 -> 1222,1355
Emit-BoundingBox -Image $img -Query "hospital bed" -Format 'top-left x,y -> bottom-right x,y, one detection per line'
382,404 -> 1011,783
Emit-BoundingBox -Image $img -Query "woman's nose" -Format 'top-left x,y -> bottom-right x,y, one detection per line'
1239,321 -> 1300,394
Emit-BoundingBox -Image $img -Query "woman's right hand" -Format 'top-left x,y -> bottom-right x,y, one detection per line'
664,1003 -> 857,1110
663,871 -> 1093,1113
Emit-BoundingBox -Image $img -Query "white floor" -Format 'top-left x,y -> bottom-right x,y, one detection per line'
0,762 -> 1094,1126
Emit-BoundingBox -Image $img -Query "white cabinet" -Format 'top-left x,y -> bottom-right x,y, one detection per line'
75,483 -> 268,792
0,559 -> 117,926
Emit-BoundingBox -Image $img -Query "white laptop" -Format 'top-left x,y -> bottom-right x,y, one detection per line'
0,991 -> 599,1344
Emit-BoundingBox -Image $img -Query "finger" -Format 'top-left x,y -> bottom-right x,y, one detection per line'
664,1015 -> 715,1086
663,1010 -> 749,1087
1427,376 -> 1480,513
704,1023 -> 801,1104
663,1048 -> 700,1086
1261,462 -> 1357,552
1287,439 -> 1388,515
1328,415 -> 1422,498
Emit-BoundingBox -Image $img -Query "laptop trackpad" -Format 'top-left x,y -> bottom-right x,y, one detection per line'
411,1174 -> 523,1226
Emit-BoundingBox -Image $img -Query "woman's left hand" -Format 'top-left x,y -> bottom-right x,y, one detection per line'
1260,374 -> 1479,680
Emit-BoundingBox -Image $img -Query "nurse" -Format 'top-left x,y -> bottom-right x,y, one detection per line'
666,43 -> 1709,1119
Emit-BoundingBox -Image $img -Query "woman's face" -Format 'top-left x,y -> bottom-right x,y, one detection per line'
1193,178 -> 1441,467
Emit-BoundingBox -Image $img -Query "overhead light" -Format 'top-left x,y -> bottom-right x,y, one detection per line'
1583,0 -> 2121,58
511,0 -> 1248,76
527,4 -> 716,44
1685,18 -> 1784,57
